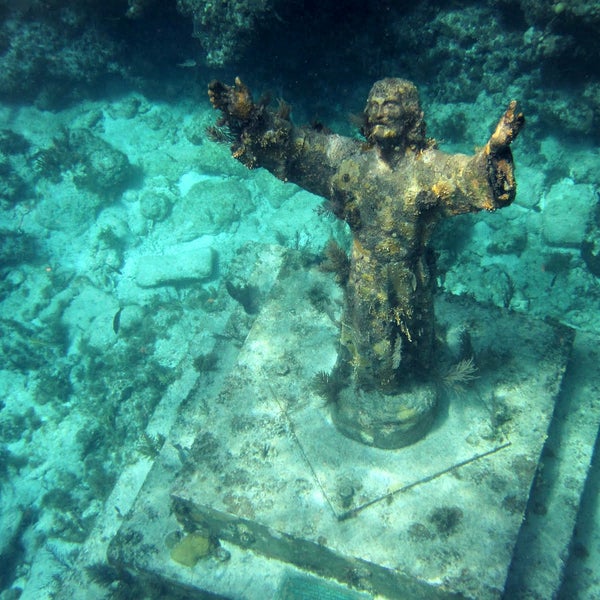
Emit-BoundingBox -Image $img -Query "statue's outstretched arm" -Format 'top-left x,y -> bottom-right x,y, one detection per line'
430,101 -> 525,215
208,78 -> 357,199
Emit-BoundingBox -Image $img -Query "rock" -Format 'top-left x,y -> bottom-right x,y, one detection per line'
514,165 -> 545,210
170,177 -> 253,240
35,180 -> 102,233
134,244 -> 215,287
139,177 -> 177,222
542,179 -> 597,246
60,284 -> 117,352
106,96 -> 143,120
34,128 -> 132,199
117,304 -> 145,334
0,230 -> 37,265
70,129 -> 132,195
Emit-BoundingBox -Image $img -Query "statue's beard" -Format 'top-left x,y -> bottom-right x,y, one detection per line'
366,123 -> 403,147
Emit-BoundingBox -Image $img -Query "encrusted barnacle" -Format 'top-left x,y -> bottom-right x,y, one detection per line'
235,523 -> 256,547
431,179 -> 454,200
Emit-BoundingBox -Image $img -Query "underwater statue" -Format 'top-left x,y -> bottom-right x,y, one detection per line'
208,77 -> 524,449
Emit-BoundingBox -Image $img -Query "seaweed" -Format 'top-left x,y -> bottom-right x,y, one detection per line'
319,239 -> 350,285
312,369 -> 344,405
193,351 -> 219,373
137,432 -> 166,459
225,280 -> 261,314
428,506 -> 464,538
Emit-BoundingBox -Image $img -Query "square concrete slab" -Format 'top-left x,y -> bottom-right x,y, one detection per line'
110,250 -> 573,599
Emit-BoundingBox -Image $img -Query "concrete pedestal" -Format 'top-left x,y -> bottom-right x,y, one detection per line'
333,381 -> 438,449
108,250 -> 573,599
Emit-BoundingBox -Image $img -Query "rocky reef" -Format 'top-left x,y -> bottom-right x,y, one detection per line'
0,1 -> 598,139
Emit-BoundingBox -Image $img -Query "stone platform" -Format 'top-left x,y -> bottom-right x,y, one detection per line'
108,250 -> 573,599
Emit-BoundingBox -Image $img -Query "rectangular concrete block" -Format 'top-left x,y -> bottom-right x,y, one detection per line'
134,244 -> 215,287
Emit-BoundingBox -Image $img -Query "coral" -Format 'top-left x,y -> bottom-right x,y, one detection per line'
441,357 -> 479,395
34,128 -> 132,196
0,6 -> 121,106
170,531 -> 210,566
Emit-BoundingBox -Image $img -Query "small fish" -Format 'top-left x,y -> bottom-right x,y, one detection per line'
113,307 -> 123,335
176,59 -> 198,68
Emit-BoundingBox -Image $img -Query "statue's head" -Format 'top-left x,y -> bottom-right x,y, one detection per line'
362,78 -> 426,151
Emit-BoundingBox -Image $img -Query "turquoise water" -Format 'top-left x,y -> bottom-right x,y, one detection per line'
1,2 -> 599,599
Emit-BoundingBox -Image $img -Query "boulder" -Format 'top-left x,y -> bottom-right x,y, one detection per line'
542,179 -> 597,246
134,245 -> 215,287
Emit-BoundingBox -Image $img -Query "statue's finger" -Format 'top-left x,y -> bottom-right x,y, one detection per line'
208,80 -> 234,112
489,101 -> 524,151
503,101 -> 525,139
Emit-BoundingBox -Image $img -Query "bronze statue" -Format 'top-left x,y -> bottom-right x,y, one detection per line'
208,77 -> 524,448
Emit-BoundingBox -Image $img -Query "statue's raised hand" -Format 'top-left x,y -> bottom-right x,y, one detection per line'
486,101 -> 525,155
482,101 -> 524,206
208,77 -> 257,124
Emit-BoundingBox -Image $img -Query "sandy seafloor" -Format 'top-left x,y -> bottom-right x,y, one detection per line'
1,80 -> 600,599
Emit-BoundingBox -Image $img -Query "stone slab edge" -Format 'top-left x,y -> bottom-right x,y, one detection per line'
504,330 -> 600,598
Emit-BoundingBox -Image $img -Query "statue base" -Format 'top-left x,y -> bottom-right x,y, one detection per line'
101,248 -> 575,599
333,383 -> 438,449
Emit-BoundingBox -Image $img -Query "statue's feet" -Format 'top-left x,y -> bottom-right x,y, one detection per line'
332,382 -> 438,449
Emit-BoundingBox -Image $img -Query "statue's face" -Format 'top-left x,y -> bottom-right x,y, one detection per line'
363,78 -> 425,148
365,93 -> 406,143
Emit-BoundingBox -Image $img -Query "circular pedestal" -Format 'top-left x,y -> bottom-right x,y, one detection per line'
332,383 -> 438,449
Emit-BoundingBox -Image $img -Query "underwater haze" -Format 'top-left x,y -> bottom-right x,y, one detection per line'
1,1 -> 600,599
